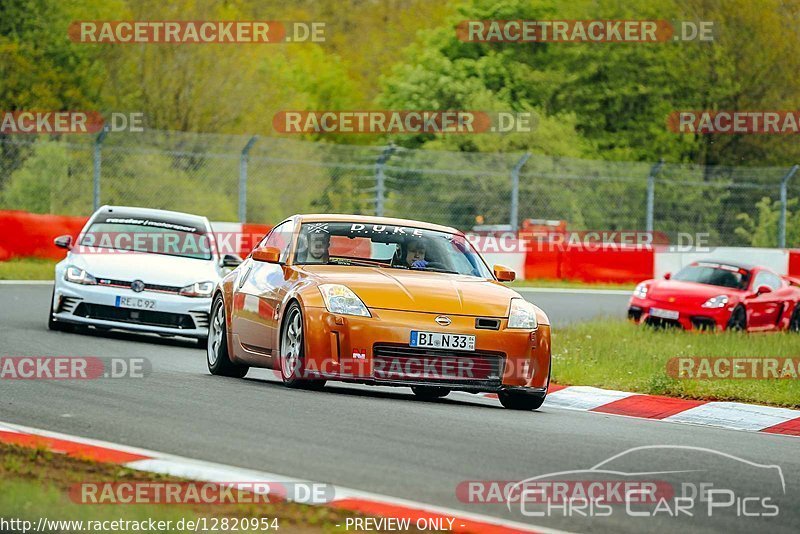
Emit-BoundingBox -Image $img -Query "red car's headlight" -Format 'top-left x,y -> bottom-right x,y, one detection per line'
633,283 -> 648,299
701,295 -> 729,308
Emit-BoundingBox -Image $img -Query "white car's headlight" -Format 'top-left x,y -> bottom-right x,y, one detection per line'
180,281 -> 214,298
633,283 -> 648,299
65,266 -> 97,285
508,298 -> 538,329
701,295 -> 729,308
319,284 -> 371,317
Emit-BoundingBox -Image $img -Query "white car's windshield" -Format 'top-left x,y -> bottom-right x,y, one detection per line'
294,222 -> 492,278
79,220 -> 213,260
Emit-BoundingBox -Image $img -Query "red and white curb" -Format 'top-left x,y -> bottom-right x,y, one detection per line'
0,421 -> 563,534
477,385 -> 800,437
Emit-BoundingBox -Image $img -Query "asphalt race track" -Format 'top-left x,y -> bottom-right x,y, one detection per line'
2,283 -> 798,533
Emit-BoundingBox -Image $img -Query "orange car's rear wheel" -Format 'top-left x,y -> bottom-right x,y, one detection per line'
411,386 -> 450,399
498,389 -> 546,411
279,302 -> 325,390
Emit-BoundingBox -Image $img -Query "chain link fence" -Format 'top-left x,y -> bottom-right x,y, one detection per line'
0,130 -> 797,247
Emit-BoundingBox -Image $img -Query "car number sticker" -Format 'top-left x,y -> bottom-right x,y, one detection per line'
410,331 -> 475,351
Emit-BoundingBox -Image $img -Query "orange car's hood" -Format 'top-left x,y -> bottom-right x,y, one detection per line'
299,265 -> 517,317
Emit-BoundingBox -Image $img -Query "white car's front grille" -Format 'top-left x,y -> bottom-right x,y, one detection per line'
96,278 -> 182,294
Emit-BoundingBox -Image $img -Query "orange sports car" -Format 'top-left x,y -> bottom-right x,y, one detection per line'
207,214 -> 551,410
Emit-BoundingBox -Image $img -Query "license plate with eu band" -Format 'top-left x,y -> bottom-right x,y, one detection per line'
650,307 -> 679,320
116,296 -> 156,310
410,331 -> 475,351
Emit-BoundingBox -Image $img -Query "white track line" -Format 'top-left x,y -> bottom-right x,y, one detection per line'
0,420 -> 568,534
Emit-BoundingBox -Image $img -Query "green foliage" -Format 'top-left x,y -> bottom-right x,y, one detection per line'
2,141 -> 72,213
735,197 -> 800,248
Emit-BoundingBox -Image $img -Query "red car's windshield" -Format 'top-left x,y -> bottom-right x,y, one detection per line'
672,263 -> 750,290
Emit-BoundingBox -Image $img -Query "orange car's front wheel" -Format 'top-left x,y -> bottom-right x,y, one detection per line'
279,302 -> 326,390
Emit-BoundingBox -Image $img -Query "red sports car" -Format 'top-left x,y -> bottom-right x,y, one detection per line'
628,260 -> 800,332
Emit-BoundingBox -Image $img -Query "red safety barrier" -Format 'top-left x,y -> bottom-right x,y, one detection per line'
560,245 -> 654,284
0,211 -> 273,262
525,245 -> 654,284
0,210 -> 87,261
789,250 -> 800,278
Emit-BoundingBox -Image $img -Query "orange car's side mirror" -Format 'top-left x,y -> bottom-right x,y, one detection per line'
493,265 -> 516,282
252,246 -> 281,263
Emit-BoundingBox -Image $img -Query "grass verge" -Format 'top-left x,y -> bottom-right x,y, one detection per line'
510,278 -> 634,290
0,442 -> 407,533
552,320 -> 800,408
0,258 -> 58,280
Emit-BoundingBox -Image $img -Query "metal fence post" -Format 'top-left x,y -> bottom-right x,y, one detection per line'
779,164 -> 799,248
92,126 -> 109,211
375,143 -> 395,217
239,135 -> 258,223
645,158 -> 664,233
510,152 -> 531,232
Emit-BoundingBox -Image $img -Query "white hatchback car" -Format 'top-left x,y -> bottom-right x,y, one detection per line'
48,205 -> 241,345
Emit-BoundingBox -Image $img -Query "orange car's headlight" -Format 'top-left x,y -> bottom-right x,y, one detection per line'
508,298 -> 538,329
319,284 -> 371,317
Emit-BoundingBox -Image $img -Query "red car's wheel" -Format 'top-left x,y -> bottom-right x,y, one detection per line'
207,296 -> 249,378
790,306 -> 800,332
726,305 -> 747,331
279,302 -> 325,390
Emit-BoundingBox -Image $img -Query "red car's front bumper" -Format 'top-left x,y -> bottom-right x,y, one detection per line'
628,297 -> 733,331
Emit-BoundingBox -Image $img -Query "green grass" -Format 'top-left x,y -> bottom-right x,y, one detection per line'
510,278 -> 634,290
552,320 -> 800,408
0,258 -> 58,280
0,443 -> 406,533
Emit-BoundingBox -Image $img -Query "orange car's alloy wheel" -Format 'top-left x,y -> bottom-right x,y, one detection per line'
279,302 -> 325,390
281,306 -> 303,380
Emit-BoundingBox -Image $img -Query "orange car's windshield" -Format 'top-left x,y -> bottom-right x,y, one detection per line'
294,222 -> 492,278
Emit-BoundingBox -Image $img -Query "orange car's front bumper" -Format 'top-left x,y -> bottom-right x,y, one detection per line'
301,307 -> 550,393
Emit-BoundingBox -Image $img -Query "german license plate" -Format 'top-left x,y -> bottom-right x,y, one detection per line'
116,296 -> 156,310
650,307 -> 679,320
410,331 -> 475,351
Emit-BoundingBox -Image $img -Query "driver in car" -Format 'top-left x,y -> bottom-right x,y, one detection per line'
303,231 -> 331,264
404,237 -> 428,270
